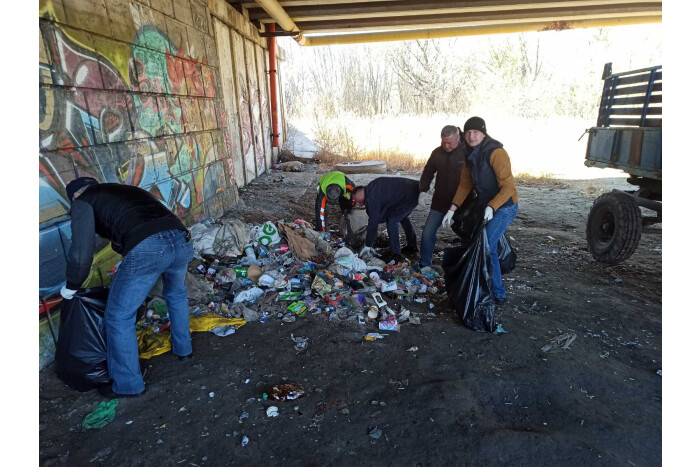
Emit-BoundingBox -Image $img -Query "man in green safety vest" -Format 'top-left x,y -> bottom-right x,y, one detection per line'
315,171 -> 355,232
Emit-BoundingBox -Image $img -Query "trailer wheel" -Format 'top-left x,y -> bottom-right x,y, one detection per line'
586,191 -> 642,263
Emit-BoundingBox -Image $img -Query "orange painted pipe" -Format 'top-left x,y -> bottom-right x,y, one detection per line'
266,23 -> 279,148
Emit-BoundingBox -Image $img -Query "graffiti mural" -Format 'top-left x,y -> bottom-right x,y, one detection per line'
255,45 -> 273,170
212,18 -> 245,187
230,32 -> 257,183
38,14 -> 231,296
243,39 -> 265,176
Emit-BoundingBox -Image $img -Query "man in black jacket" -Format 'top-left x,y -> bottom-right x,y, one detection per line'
417,125 -> 468,267
352,177 -> 419,263
60,177 -> 193,398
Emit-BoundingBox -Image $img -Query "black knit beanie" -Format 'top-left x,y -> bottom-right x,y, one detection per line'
66,176 -> 99,202
463,117 -> 487,135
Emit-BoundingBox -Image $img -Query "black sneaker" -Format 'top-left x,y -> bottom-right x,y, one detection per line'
494,296 -> 507,305
97,384 -> 146,399
176,353 -> 193,362
401,245 -> 419,254
386,253 -> 405,264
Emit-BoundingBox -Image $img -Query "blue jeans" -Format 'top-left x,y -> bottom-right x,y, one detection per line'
105,229 -> 193,394
486,204 -> 518,299
419,209 -> 445,267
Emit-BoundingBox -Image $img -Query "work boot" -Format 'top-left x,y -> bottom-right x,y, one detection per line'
494,296 -> 507,306
401,245 -> 419,254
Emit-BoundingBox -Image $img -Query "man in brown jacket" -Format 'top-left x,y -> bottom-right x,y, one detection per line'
441,117 -> 519,305
416,125 -> 468,267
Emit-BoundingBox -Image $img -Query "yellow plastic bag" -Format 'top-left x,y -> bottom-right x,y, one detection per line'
137,314 -> 246,359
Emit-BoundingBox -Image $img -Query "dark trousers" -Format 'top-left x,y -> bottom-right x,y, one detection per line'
387,215 -> 417,254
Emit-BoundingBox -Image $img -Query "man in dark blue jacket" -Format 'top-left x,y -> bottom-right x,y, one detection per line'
60,177 -> 194,398
352,177 -> 419,262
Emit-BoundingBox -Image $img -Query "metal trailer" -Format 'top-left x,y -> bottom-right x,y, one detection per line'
584,62 -> 662,263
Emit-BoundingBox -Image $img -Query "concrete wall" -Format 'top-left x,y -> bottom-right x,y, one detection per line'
39,0 -> 285,297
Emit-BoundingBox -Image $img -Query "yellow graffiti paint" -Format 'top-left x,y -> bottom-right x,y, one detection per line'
39,0 -> 66,23
92,35 -> 132,83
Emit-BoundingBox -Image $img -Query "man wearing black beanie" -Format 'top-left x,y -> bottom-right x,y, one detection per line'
61,177 -> 193,398
441,117 -> 519,305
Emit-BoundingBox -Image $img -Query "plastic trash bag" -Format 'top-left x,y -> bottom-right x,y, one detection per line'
498,235 -> 517,275
451,196 -> 517,275
451,193 -> 484,244
442,226 -> 497,332
55,287 -> 111,391
252,222 -> 281,246
339,208 -> 368,237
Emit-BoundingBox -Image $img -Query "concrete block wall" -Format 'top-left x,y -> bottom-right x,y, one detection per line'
39,0 -> 285,297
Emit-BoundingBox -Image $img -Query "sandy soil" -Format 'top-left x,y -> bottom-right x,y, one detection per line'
39,164 -> 661,466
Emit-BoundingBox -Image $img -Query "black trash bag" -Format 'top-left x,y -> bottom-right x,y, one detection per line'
443,224 -> 497,332
55,287 -> 110,391
497,234 -> 517,275
451,194 -> 517,275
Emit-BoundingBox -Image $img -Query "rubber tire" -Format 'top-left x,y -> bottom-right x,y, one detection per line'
586,191 -> 642,263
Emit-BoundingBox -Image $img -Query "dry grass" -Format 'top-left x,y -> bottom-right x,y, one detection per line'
316,147 -> 427,173
313,117 -> 429,172
514,172 -> 567,188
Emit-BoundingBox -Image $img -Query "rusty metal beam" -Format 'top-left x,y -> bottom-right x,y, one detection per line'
299,15 -> 661,46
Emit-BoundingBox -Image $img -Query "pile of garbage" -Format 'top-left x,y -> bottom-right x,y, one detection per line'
147,216 -> 447,334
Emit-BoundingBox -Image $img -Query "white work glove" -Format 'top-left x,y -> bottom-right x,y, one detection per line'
60,286 -> 77,300
484,206 -> 494,222
418,192 -> 430,206
441,210 -> 455,228
360,246 -> 374,258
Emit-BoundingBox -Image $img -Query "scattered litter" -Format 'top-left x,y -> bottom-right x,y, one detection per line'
406,346 -> 418,352
291,334 -> 308,351
270,383 -> 305,401
125,420 -> 133,425
136,216 -> 448,361
82,400 -> 119,430
541,333 -> 577,352
365,333 -> 387,341
368,427 -> 383,440
241,436 -> 249,447
495,324 -> 508,334
234,287 -> 264,304
657,370 -> 662,376
266,406 -> 279,417
211,325 -> 237,337
379,315 -> 399,331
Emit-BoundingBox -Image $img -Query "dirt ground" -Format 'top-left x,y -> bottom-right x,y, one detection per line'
39,163 -> 662,466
